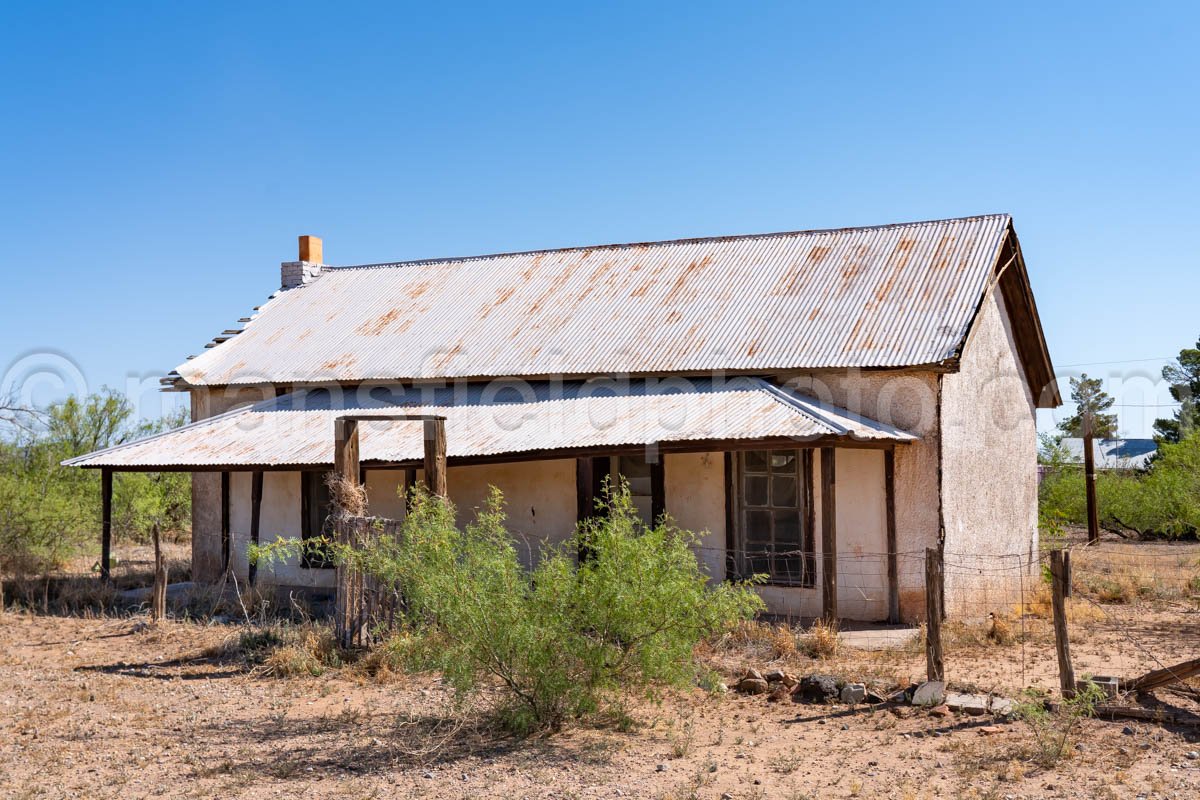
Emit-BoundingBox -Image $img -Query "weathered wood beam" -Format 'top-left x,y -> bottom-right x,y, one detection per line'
820,447 -> 837,625
650,455 -> 665,523
1121,656 -> 1200,695
925,547 -> 944,681
333,418 -> 360,488
1050,549 -> 1074,697
423,418 -> 447,497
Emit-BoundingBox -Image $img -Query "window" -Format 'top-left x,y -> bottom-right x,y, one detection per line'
576,454 -> 664,526
732,449 -> 813,586
300,471 -> 335,569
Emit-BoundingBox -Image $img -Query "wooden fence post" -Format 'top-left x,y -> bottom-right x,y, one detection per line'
925,547 -> 944,682
151,523 -> 167,622
1050,549 -> 1075,697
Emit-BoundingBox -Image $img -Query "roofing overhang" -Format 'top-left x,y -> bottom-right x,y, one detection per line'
64,378 -> 917,471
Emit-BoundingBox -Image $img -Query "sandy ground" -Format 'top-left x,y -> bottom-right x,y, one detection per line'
2,613 -> 1198,800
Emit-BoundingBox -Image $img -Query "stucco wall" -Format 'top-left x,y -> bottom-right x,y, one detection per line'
939,286 -> 1038,615
663,451 -> 726,581
439,459 -> 578,569
222,460 -> 579,585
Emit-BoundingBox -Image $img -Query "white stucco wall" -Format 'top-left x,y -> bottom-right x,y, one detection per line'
663,451 -> 726,581
440,460 -> 578,569
939,286 -> 1039,615
223,459 -> 579,585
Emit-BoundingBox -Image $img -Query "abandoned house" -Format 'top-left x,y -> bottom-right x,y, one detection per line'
65,214 -> 1059,622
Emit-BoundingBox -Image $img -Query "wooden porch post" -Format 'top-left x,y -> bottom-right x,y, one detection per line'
820,447 -> 837,625
220,471 -> 231,574
885,449 -> 899,624
423,418 -> 447,497
100,468 -> 113,582
248,470 -> 263,586
334,418 -> 360,487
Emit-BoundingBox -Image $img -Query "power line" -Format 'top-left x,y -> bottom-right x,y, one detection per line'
1057,356 -> 1175,368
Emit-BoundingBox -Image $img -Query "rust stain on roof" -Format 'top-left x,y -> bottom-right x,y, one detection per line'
357,307 -> 404,336
175,215 -> 1014,385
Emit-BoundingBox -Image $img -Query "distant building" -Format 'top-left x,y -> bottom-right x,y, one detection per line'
1058,438 -> 1157,471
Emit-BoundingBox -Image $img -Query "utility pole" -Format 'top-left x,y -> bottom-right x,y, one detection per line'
1083,409 -> 1100,544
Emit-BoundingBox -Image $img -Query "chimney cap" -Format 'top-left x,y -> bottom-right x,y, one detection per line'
298,235 -> 323,264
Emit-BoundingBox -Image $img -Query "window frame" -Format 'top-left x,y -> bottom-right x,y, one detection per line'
575,453 -> 665,525
729,448 -> 815,587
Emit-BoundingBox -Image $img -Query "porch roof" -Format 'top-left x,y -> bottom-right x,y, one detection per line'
63,377 -> 917,471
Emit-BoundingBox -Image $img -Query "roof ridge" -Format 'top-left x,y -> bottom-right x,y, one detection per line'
327,213 -> 1011,272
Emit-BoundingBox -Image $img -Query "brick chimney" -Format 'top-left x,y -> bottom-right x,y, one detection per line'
281,235 -> 324,289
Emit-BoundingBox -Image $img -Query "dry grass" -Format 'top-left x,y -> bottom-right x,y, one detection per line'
721,619 -> 797,661
326,471 -> 368,516
799,619 -> 840,659
206,621 -> 345,677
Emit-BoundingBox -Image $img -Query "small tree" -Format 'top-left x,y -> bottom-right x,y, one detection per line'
1058,374 -> 1117,439
1154,337 -> 1200,444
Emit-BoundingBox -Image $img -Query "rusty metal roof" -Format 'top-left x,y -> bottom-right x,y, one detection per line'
172,215 -> 1015,387
64,378 -> 917,469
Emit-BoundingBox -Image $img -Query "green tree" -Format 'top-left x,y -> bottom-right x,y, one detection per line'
0,390 -> 191,591
1154,338 -> 1200,444
1058,374 -> 1117,439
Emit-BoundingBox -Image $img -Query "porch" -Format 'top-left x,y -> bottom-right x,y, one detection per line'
65,377 -> 919,623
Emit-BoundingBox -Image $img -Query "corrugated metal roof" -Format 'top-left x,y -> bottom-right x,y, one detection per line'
65,378 -> 917,469
173,215 -> 1012,386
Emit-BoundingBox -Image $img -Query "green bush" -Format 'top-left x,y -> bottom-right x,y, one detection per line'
317,484 -> 763,733
0,390 -> 190,585
1038,432 -> 1200,538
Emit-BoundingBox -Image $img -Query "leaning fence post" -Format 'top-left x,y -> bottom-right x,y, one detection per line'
925,547 -> 944,682
1050,549 -> 1075,697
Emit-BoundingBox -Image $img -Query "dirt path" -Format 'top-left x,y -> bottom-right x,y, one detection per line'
2,614 -> 1198,799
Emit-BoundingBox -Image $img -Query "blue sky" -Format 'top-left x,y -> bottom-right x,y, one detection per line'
1,1 -> 1196,437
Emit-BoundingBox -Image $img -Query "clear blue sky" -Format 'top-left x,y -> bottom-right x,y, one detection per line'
2,1 -> 1196,438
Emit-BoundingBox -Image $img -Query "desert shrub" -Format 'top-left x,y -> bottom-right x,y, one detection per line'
307,484 -> 763,733
210,623 -> 342,676
1014,681 -> 1105,766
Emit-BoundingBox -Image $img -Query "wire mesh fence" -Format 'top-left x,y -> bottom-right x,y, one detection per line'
688,537 -> 1200,703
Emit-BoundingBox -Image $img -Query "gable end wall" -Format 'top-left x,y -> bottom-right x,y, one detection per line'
939,285 -> 1039,615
